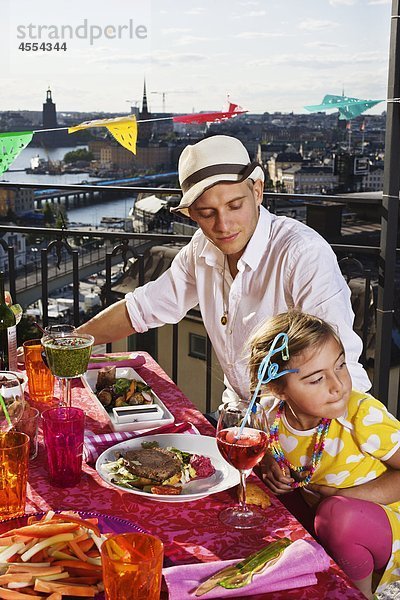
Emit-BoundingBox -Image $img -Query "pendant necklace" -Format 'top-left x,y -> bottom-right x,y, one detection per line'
220,255 -> 228,326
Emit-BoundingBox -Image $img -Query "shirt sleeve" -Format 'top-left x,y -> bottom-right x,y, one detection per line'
287,236 -> 371,393
125,241 -> 199,332
352,395 -> 400,461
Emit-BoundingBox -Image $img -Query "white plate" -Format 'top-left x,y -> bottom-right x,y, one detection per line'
82,367 -> 174,432
95,433 -> 240,503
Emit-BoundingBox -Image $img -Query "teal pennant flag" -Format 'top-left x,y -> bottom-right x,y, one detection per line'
0,131 -> 33,175
304,94 -> 383,120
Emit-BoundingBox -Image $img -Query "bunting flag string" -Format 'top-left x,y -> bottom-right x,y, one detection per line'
68,115 -> 138,154
0,99 -> 248,174
304,94 -> 383,120
0,131 -> 33,176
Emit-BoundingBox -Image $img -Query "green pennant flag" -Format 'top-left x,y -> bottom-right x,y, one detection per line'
0,131 -> 33,175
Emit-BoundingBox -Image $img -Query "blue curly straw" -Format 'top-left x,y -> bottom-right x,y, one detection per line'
236,332 -> 299,439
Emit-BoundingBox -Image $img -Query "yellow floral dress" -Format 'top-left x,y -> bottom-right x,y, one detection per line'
267,390 -> 400,592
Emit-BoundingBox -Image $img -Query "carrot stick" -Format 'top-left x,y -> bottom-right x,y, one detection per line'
0,538 -> 16,547
61,577 -> 100,585
77,539 -> 94,553
0,589 -> 41,599
52,560 -> 101,572
68,542 -> 89,563
51,516 -> 100,538
47,594 -> 62,600
33,580 -> 96,597
6,567 -> 63,576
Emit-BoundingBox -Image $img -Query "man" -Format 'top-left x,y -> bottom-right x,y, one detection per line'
78,135 -> 370,403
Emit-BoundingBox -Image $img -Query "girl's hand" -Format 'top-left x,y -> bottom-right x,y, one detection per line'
260,452 -> 294,495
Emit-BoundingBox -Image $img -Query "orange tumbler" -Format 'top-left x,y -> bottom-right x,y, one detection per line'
101,533 -> 163,600
0,431 -> 29,520
23,339 -> 54,403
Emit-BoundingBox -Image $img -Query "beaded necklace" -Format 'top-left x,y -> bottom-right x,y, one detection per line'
269,400 -> 331,488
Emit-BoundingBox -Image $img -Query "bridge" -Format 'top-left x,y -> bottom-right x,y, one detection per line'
15,241 -> 125,307
33,172 -> 178,208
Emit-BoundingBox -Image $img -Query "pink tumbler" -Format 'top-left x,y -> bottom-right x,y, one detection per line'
42,407 -> 85,487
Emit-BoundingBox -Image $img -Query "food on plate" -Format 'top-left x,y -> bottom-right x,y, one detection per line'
242,483 -> 271,509
102,441 -> 216,495
95,366 -> 154,410
0,511 -> 107,599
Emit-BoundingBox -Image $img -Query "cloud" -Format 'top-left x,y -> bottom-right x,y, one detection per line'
161,28 -> 191,35
174,35 -> 212,46
88,51 -> 208,67
237,1 -> 260,5
368,0 -> 390,3
299,19 -> 339,31
235,32 -> 289,39
249,50 -> 385,69
184,7 -> 206,15
329,0 -> 357,5
305,41 -> 344,49
231,10 -> 266,18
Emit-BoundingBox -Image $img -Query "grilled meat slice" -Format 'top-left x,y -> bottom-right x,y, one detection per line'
121,447 -> 182,483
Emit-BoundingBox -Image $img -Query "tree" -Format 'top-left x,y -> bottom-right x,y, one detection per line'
63,149 -> 94,164
43,202 -> 54,224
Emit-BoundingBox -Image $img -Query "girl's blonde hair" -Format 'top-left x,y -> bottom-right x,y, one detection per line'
248,311 -> 343,395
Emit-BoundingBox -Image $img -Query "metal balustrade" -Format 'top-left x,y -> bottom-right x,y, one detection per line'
1,184 -> 399,415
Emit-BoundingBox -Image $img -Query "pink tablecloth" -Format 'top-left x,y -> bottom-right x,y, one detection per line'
25,352 -> 363,600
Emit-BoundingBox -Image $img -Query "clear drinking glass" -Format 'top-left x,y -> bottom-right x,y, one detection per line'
216,400 -> 269,529
41,332 -> 94,407
0,371 -> 26,432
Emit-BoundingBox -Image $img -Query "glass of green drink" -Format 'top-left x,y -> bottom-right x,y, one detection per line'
41,332 -> 94,407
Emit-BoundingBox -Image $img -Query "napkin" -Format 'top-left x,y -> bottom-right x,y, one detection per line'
83,421 -> 199,465
162,539 -> 330,599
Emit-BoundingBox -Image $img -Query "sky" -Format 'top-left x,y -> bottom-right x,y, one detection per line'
1,0 -> 391,116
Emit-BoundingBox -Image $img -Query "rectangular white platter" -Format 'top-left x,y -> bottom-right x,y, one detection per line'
82,366 -> 174,432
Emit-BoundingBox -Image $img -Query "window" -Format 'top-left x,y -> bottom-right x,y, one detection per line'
189,333 -> 207,360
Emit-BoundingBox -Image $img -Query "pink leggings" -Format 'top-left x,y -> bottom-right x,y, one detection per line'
314,496 -> 392,580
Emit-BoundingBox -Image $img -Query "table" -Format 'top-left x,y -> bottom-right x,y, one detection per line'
24,352 -> 364,599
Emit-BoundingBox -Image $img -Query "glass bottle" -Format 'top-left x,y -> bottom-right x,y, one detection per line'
0,272 -> 17,371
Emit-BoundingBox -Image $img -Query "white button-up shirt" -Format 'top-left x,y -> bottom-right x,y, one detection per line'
126,206 -> 371,402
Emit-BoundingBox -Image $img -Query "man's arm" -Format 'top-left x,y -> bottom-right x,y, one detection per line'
76,299 -> 136,344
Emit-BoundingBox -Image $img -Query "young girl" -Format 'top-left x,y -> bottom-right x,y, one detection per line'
248,311 -> 400,600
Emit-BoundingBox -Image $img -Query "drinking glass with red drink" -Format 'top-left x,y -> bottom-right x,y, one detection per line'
216,400 -> 268,529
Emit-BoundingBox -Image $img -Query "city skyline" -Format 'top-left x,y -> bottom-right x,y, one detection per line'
1,0 -> 391,116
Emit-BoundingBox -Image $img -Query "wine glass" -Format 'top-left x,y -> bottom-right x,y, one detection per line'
41,332 -> 94,407
216,400 -> 269,529
43,325 -> 76,406
0,371 -> 26,433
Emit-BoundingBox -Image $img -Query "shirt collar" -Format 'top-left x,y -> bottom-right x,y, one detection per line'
198,205 -> 271,270
240,205 -> 271,271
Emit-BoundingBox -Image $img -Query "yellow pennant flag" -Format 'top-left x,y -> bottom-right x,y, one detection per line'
68,115 -> 137,154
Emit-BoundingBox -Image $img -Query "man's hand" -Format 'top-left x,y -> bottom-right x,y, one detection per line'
260,451 -> 294,494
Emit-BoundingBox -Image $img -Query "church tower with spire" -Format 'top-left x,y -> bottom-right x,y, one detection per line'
138,78 -> 153,144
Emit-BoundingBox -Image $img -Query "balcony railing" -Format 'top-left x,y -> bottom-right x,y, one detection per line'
1,183 -> 399,416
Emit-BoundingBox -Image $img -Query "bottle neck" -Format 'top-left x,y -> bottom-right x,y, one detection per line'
0,272 -> 5,307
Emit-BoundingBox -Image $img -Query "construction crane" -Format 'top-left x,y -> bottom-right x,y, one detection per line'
151,90 -> 191,113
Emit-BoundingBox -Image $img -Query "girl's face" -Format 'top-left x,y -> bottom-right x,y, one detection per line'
276,336 -> 352,429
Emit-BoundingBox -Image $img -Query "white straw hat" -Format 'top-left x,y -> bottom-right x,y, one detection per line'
171,135 -> 264,216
